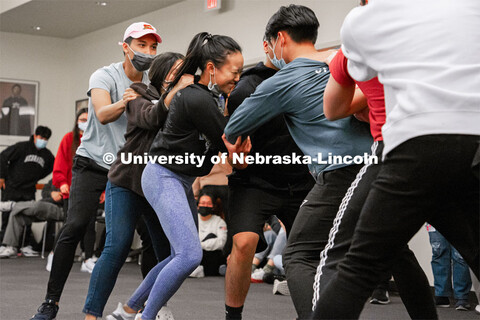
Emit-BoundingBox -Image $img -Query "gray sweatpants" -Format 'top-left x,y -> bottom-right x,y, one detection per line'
2,201 -> 63,247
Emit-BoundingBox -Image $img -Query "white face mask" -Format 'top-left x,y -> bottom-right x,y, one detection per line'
267,38 -> 286,69
78,122 -> 87,132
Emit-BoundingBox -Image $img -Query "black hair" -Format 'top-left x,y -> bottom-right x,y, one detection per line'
264,4 -> 319,44
12,84 -> 22,92
360,0 -> 367,5
168,32 -> 242,91
71,107 -> 88,160
35,125 -> 52,139
149,52 -> 185,95
124,36 -> 133,45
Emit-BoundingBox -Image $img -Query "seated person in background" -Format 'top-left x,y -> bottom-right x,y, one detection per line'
192,162 -> 231,219
0,125 -> 54,241
190,192 -> 227,278
251,216 -> 286,284
427,224 -> 472,310
0,179 -> 63,258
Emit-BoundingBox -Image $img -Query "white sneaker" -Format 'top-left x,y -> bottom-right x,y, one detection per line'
273,279 -> 290,296
46,252 -> 54,272
157,306 -> 175,320
0,245 -> 6,255
106,302 -> 137,320
188,265 -> 204,278
0,246 -> 17,258
90,254 -> 98,262
134,313 -> 143,320
80,258 -> 95,273
0,201 -> 15,212
20,245 -> 39,257
251,268 -> 265,283
475,304 -> 480,314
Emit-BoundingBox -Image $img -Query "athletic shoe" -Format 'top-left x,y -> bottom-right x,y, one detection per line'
273,279 -> 290,296
0,201 -> 15,212
46,252 -> 53,272
106,302 -> 136,320
455,299 -> 471,311
157,306 -> 175,320
30,299 -> 58,320
21,245 -> 40,257
218,264 -> 227,276
435,296 -> 450,308
189,265 -> 205,278
370,288 -> 390,305
80,258 -> 95,273
251,268 -> 265,283
0,246 -> 17,258
0,245 -> 6,255
134,306 -> 175,320
475,304 -> 480,314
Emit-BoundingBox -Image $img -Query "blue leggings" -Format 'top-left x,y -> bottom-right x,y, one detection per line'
127,163 -> 202,320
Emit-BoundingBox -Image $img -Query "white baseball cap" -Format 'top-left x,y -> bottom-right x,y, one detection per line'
122,22 -> 162,43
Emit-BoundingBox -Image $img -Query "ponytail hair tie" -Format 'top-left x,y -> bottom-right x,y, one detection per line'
202,33 -> 213,46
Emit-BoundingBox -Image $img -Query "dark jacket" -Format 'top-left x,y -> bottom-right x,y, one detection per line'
108,83 -> 168,197
41,179 -> 63,206
149,82 -> 228,177
227,62 -> 314,192
0,136 -> 54,201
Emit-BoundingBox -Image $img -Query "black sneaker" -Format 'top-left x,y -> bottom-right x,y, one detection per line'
370,288 -> 390,305
455,299 -> 471,311
435,296 -> 450,308
30,299 -> 58,320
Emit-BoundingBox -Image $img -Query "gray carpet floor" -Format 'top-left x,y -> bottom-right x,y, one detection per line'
1,257 -> 478,320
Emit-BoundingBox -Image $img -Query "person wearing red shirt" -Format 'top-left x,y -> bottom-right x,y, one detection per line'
310,48 -> 437,319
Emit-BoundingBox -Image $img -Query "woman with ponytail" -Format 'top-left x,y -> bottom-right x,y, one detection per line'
114,32 -> 248,320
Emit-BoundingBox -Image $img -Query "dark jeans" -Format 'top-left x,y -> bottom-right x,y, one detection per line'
312,135 -> 480,319
283,164 -> 362,320
313,141 -> 436,319
136,215 -> 159,278
83,181 -> 169,317
46,155 -> 108,302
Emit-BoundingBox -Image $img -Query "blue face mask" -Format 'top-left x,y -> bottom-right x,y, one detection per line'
78,121 -> 87,132
35,138 -> 48,149
267,38 -> 286,69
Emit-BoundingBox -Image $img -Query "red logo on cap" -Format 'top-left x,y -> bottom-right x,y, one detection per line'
143,24 -> 154,30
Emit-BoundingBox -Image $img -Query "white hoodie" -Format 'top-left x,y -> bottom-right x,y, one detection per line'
341,0 -> 480,157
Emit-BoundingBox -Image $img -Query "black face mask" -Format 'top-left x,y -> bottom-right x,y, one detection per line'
127,44 -> 155,71
198,206 -> 214,217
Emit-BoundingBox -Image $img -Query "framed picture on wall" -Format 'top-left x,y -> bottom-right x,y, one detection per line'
0,79 -> 39,147
75,98 -> 88,114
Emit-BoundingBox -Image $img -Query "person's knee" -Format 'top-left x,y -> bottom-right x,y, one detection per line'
232,232 -> 258,261
183,245 -> 203,273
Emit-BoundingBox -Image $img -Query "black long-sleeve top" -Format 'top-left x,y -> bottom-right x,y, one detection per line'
0,136 -> 54,198
149,82 -> 228,177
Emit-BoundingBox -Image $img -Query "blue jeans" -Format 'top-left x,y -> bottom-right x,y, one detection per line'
428,229 -> 472,299
83,181 -> 170,317
127,163 -> 201,320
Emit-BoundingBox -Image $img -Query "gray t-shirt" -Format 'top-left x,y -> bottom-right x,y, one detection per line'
76,62 -> 149,169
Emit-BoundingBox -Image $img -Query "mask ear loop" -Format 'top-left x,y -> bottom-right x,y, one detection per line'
208,66 -> 216,90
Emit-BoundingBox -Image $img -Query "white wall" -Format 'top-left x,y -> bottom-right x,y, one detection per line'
0,0 -> 438,286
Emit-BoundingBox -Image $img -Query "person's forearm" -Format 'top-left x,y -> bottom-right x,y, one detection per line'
95,100 -> 125,124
